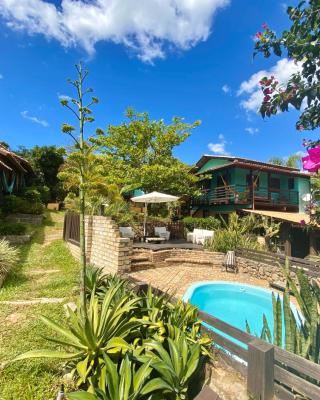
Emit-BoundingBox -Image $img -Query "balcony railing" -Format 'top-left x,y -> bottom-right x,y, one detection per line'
191,185 -> 299,208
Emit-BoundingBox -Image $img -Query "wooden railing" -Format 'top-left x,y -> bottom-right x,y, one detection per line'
236,247 -> 320,278
128,278 -> 320,400
191,185 -> 299,208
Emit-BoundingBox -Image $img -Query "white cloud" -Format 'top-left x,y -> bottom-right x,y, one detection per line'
208,134 -> 230,155
21,110 -> 49,127
222,84 -> 230,94
0,0 -> 230,63
58,93 -> 72,101
0,74 -> 3,79
238,58 -> 302,112
245,127 -> 259,135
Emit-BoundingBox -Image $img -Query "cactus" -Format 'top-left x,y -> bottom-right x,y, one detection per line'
250,258 -> 320,363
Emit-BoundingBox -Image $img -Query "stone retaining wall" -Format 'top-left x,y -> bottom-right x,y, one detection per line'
6,213 -> 43,225
139,248 -> 285,282
67,216 -> 132,274
150,249 -> 224,266
237,256 -> 286,284
0,234 -> 31,245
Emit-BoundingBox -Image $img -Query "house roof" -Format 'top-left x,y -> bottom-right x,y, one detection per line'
0,145 -> 33,175
193,155 -> 310,178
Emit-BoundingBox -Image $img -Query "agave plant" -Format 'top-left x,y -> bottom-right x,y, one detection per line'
13,282 -> 143,389
68,355 -> 156,400
141,335 -> 202,400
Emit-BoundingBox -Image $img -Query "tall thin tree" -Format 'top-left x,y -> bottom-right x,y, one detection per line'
60,62 -> 99,314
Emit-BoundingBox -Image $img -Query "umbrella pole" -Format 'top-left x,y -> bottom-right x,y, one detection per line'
143,202 -> 147,237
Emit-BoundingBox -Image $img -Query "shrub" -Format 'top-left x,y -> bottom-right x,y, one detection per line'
0,239 -> 19,280
1,195 -> 44,215
0,222 -> 27,236
207,229 -> 260,253
12,273 -> 212,399
183,216 -> 221,232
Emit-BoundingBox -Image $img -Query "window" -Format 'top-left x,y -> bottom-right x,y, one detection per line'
270,177 -> 280,190
288,178 -> 294,190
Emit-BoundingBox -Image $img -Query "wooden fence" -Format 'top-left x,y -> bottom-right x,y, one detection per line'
237,247 -> 320,278
129,278 -> 320,400
63,212 -> 80,246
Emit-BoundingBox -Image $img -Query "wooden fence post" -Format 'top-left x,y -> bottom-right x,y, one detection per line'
247,339 -> 274,400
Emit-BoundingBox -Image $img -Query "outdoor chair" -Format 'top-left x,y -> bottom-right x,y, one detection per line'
187,229 -> 214,245
154,226 -> 170,240
223,250 -> 238,273
119,226 -> 135,239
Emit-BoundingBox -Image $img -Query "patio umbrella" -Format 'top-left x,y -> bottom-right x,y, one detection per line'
130,191 -> 179,237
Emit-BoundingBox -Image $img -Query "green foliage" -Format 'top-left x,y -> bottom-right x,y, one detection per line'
0,239 -> 19,280
11,274 -> 211,399
0,222 -> 27,236
16,145 -> 66,201
183,216 -> 221,232
254,1 -> 320,130
92,107 -> 201,196
253,260 -> 320,363
207,229 -> 260,253
268,154 -> 301,169
206,212 -> 261,253
1,194 -> 44,215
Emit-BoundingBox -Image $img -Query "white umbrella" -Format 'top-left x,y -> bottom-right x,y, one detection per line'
130,191 -> 179,237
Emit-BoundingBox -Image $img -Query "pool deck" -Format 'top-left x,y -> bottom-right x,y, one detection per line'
128,263 -> 271,299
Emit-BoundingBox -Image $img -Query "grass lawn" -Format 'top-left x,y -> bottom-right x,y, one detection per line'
0,211 -> 80,400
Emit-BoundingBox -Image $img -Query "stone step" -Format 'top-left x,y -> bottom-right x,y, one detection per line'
130,261 -> 155,271
165,257 -> 212,265
131,255 -> 150,262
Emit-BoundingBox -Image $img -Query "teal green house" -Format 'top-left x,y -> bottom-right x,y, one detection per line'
191,155 -> 310,216
190,155 -> 317,258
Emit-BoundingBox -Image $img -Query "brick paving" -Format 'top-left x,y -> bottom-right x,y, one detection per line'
129,263 -> 270,298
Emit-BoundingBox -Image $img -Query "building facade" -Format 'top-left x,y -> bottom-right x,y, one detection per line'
191,155 -> 310,216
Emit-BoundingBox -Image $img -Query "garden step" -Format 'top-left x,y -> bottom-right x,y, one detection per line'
131,255 -> 150,262
130,261 -> 155,271
164,257 -> 212,265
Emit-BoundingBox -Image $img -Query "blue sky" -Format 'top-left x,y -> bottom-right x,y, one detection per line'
0,0 -> 318,165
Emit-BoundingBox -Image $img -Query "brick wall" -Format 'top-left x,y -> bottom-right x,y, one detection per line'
67,216 -> 132,274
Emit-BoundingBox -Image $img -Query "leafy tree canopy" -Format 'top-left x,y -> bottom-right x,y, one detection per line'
16,145 -> 66,201
254,0 -> 320,131
93,108 -> 202,196
268,154 -> 301,168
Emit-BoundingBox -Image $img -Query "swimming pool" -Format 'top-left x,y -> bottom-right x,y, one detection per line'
183,281 -> 300,345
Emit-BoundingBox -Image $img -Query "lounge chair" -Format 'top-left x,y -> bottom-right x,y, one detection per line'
223,250 -> 238,273
154,226 -> 170,241
119,226 -> 135,239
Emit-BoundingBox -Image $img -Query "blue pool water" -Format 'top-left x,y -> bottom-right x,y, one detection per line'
183,281 -> 300,346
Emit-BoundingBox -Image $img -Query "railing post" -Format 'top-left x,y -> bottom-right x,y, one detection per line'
247,339 -> 274,400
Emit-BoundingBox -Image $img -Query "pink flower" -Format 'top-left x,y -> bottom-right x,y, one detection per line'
263,95 -> 271,102
300,219 -> 306,225
255,32 -> 263,39
262,22 -> 269,30
298,124 -> 304,131
302,147 -> 320,172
